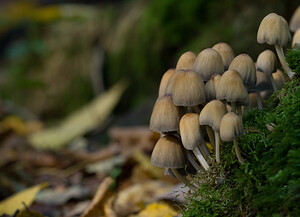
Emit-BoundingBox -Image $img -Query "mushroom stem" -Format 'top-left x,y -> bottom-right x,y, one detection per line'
199,141 -> 211,160
171,168 -> 196,191
274,44 -> 294,78
192,147 -> 210,170
256,92 -> 263,110
233,139 -> 245,163
269,75 -> 278,91
231,102 -> 236,113
192,106 -> 201,114
205,125 -> 215,150
187,151 -> 201,171
215,132 -> 221,163
237,105 -> 243,117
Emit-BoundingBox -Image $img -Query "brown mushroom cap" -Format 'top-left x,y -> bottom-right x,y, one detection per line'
273,69 -> 286,89
151,135 -> 187,168
158,69 -> 175,98
256,50 -> 277,75
220,112 -> 243,141
176,51 -> 197,70
212,42 -> 235,70
289,6 -> 300,32
172,70 -> 206,106
257,13 -> 291,47
199,100 -> 227,133
216,69 -> 249,104
205,74 -> 222,101
150,95 -> 182,133
292,29 -> 300,48
179,113 -> 204,150
194,48 -> 224,81
229,54 -> 256,86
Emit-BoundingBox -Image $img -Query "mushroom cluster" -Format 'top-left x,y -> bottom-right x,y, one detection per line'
149,8 -> 299,187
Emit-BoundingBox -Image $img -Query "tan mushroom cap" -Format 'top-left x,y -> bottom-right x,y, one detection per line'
199,100 -> 227,132
176,51 -> 197,70
273,69 -> 286,89
151,135 -> 187,168
292,29 -> 300,48
194,48 -> 224,81
256,50 -> 277,75
212,42 -> 235,70
165,70 -> 180,95
172,70 -> 206,106
205,74 -> 222,101
150,95 -> 182,133
216,69 -> 249,104
289,6 -> 300,32
220,112 -> 243,142
179,113 -> 204,150
229,54 -> 256,86
257,13 -> 291,47
158,69 -> 175,98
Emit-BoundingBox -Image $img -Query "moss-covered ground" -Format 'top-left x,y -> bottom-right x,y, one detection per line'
182,48 -> 300,216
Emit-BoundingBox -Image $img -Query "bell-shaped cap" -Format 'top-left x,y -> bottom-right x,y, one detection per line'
256,50 -> 277,75
172,70 -> 205,106
194,48 -> 224,81
158,69 -> 175,99
212,42 -> 235,70
205,74 -> 222,102
289,6 -> 300,32
150,95 -> 181,133
273,69 -> 286,89
229,54 -> 256,86
220,112 -> 243,141
151,135 -> 187,168
199,100 -> 227,132
176,51 -> 197,70
257,13 -> 291,47
179,113 -> 204,150
165,70 -> 180,95
216,69 -> 249,104
292,29 -> 300,48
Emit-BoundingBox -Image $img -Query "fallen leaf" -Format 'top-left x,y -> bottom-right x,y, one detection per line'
80,177 -> 114,217
86,156 -> 127,175
0,183 -> 48,215
131,202 -> 178,217
29,81 -> 127,150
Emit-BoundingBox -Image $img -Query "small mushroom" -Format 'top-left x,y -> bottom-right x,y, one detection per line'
257,13 -> 293,78
212,42 -> 235,70
150,95 -> 182,133
158,69 -> 176,99
289,6 -> 300,33
292,29 -> 300,48
194,48 -> 224,82
176,51 -> 197,70
179,113 -> 210,170
220,112 -> 245,163
199,100 -> 227,163
204,74 -> 222,102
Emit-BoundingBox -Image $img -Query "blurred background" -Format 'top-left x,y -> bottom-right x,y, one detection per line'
0,0 -> 298,216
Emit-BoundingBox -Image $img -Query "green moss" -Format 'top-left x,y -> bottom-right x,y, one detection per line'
286,48 -> 300,77
182,77 -> 300,216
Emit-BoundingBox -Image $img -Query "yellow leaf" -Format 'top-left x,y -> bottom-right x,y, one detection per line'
206,142 -> 214,153
0,183 -> 48,215
132,202 -> 178,217
28,81 -> 127,150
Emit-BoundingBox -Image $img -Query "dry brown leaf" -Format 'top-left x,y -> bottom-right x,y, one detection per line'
80,177 -> 114,217
103,195 -> 117,217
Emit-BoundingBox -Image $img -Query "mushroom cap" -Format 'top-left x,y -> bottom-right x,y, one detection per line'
212,42 -> 235,70
172,70 -> 206,106
158,69 -> 175,99
199,100 -> 227,132
194,48 -> 224,81
176,51 -> 197,70
150,95 -> 182,133
257,13 -> 291,47
165,70 -> 180,95
216,69 -> 249,104
289,6 -> 300,32
229,54 -> 256,86
273,69 -> 286,89
253,69 -> 273,92
179,113 -> 204,150
220,112 -> 243,141
205,74 -> 222,102
248,92 -> 258,108
151,135 -> 187,168
256,50 -> 277,75
292,29 -> 300,48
